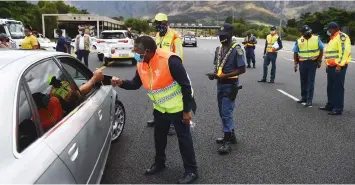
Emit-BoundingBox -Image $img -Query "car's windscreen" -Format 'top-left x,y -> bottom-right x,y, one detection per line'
7,22 -> 25,39
101,32 -> 125,39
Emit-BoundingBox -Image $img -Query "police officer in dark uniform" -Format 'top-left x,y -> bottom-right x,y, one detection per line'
207,23 -> 246,155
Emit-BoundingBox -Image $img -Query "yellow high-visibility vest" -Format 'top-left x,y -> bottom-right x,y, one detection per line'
325,31 -> 352,67
266,34 -> 279,53
297,35 -> 320,61
155,28 -> 184,63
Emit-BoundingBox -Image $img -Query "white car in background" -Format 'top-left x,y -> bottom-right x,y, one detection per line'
37,36 -> 56,51
96,30 -> 136,66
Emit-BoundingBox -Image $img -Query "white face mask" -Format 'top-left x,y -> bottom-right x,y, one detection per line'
327,30 -> 332,36
270,30 -> 276,34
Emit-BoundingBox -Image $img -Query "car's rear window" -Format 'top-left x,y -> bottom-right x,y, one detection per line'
101,32 -> 126,39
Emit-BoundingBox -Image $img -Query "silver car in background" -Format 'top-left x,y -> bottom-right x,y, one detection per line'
0,50 -> 126,184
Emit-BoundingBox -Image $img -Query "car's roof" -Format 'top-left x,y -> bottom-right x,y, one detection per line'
0,49 -> 69,71
102,30 -> 127,33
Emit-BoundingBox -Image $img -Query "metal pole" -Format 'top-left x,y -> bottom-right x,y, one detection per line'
42,14 -> 45,37
279,10 -> 282,39
96,15 -> 100,38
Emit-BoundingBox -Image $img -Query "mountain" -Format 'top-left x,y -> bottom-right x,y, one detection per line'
67,1 -> 355,25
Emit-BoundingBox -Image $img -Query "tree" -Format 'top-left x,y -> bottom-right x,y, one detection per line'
286,19 -> 298,28
124,18 -> 150,33
225,16 -> 233,24
232,23 -> 247,37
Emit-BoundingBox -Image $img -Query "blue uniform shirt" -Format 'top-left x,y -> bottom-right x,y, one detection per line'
56,36 -> 67,52
293,35 -> 324,53
214,44 -> 246,82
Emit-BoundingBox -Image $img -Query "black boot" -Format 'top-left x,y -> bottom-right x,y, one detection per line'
218,132 -> 232,155
216,130 -> 237,144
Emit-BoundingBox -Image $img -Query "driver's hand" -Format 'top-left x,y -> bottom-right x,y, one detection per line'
111,77 -> 123,87
92,70 -> 104,83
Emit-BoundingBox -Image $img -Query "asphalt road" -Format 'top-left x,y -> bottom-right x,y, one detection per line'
86,39 -> 355,184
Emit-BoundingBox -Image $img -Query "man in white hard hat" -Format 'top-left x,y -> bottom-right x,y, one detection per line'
147,13 -> 185,136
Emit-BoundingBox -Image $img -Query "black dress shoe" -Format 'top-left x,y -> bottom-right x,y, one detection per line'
297,99 -> 306,104
147,120 -> 155,127
253,65 -> 256,68
304,102 -> 313,107
177,172 -> 198,184
328,111 -> 342,116
247,65 -> 251,68
268,80 -> 274,83
258,79 -> 266,82
319,106 -> 333,111
145,163 -> 166,175
216,130 -> 237,144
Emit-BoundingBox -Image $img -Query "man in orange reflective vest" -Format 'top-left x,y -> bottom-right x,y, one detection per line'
258,26 -> 283,83
111,36 -> 198,184
319,22 -> 352,115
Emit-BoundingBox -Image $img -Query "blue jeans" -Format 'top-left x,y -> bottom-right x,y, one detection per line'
262,52 -> 278,81
245,47 -> 256,66
326,65 -> 348,112
217,83 -> 237,132
299,60 -> 317,103
77,50 -> 89,67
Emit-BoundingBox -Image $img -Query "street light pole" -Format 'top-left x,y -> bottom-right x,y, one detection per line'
279,11 -> 282,39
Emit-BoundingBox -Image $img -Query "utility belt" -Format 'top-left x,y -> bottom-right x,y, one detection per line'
218,82 -> 242,101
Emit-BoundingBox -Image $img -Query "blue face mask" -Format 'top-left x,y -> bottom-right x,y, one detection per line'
134,53 -> 143,62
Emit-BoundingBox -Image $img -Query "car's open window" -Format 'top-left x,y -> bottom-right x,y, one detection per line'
23,58 -> 79,133
55,56 -> 98,98
17,84 -> 41,153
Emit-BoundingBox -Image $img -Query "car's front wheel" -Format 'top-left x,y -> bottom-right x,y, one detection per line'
111,99 -> 125,143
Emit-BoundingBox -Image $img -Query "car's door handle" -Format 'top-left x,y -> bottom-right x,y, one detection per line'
98,110 -> 103,121
68,143 -> 79,162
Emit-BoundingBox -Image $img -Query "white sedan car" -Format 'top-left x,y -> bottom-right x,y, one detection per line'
96,30 -> 136,66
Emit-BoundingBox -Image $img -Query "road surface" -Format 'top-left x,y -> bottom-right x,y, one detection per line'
85,39 -> 355,183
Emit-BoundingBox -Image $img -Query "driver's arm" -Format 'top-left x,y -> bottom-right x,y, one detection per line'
79,70 -> 104,95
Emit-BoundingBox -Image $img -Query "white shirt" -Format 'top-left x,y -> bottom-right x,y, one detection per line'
76,34 -> 92,51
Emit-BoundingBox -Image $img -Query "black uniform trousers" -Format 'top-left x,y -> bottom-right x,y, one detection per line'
153,110 -> 197,173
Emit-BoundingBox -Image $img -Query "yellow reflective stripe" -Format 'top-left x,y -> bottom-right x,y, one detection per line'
325,56 -> 338,59
299,49 -> 319,53
326,50 -> 339,54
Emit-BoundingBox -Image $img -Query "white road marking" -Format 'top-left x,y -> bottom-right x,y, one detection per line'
277,89 -> 300,102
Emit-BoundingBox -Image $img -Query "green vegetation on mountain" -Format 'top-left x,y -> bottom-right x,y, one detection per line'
0,1 -> 88,37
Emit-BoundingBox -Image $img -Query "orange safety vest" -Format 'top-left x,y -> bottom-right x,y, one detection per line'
137,49 -> 184,113
38,97 -> 63,131
138,49 -> 176,90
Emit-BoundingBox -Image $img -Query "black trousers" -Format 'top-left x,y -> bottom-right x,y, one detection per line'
153,110 -> 197,173
77,50 -> 89,67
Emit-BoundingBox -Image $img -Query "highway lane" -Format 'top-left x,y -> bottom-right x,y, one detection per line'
86,39 -> 355,183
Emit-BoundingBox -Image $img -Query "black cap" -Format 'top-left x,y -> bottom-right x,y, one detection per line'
270,26 -> 276,30
327,22 -> 339,30
217,23 -> 234,36
300,25 -> 312,33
